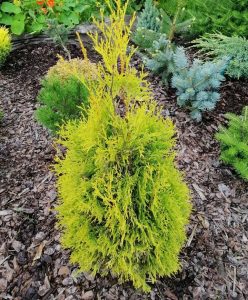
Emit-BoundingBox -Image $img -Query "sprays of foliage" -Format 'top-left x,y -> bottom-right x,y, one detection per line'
172,47 -> 228,121
216,107 -> 248,181
192,33 -> 248,79
55,0 -> 191,291
36,58 -> 98,133
0,26 -> 11,67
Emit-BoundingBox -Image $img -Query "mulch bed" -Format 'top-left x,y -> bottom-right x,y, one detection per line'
0,43 -> 247,300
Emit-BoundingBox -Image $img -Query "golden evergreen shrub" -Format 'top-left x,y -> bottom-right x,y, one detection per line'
46,58 -> 98,82
54,0 -> 191,291
0,27 -> 11,67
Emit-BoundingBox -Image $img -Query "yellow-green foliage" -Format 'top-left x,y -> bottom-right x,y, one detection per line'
55,100 -> 191,291
0,27 -> 11,67
46,57 -> 98,82
54,0 -> 191,291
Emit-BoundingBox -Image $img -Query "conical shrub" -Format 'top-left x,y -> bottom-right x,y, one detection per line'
54,0 -> 191,291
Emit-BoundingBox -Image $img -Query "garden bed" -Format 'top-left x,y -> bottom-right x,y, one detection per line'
0,42 -> 247,299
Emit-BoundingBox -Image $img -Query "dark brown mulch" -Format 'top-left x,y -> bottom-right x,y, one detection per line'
0,43 -> 247,300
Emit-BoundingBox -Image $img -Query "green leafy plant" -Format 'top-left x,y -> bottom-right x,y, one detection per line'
0,26 -> 11,66
0,1 -> 25,35
0,0 -> 105,35
36,58 -> 98,133
54,0 -> 191,291
192,33 -> 248,79
216,107 -> 248,180
172,47 -> 228,121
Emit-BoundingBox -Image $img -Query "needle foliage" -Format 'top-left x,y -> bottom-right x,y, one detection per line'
36,58 -> 98,133
216,107 -> 248,181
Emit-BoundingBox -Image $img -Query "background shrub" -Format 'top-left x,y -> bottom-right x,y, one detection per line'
133,0 -> 192,49
36,58 -> 97,133
159,0 -> 248,38
172,47 -> 228,121
0,26 -> 11,67
216,107 -> 248,181
192,33 -> 248,79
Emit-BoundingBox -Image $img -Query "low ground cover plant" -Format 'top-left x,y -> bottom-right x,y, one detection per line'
0,26 -> 11,66
216,107 -> 248,181
54,0 -> 191,291
192,33 -> 248,79
36,58 -> 98,133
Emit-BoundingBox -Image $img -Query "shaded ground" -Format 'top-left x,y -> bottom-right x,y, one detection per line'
0,44 -> 247,299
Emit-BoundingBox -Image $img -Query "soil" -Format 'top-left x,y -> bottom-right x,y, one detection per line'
0,43 -> 247,300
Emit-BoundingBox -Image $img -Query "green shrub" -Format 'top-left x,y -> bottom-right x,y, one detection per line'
216,107 -> 248,181
36,58 -> 98,133
54,0 -> 191,291
192,33 -> 248,79
0,26 -> 11,67
36,76 -> 89,133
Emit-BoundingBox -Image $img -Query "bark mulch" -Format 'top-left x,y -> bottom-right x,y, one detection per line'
0,44 -> 247,300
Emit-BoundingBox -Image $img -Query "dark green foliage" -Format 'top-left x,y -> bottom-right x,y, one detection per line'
36,76 -> 89,133
172,47 -> 228,121
216,107 -> 248,180
192,33 -> 248,79
159,1 -> 192,42
159,0 -> 248,37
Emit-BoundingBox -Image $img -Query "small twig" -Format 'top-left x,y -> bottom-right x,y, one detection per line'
0,255 -> 11,266
186,223 -> 197,247
232,266 -> 237,294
